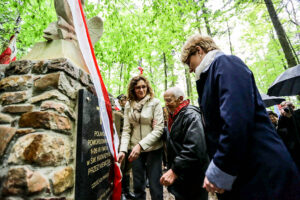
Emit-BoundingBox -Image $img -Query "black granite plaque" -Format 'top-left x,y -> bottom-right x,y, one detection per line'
75,89 -> 114,200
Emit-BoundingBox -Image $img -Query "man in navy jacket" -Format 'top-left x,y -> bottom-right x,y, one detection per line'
181,34 -> 300,200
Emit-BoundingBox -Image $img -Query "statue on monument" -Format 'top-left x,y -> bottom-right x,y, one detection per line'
23,0 -> 103,73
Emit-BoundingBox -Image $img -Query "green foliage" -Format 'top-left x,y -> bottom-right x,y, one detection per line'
1,0 -> 299,106
1,0 -> 56,56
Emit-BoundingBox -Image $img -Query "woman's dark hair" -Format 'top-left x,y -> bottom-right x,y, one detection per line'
127,75 -> 154,101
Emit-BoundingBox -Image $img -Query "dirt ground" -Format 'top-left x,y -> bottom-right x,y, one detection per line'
146,186 -> 175,200
145,187 -> 218,200
130,170 -> 218,200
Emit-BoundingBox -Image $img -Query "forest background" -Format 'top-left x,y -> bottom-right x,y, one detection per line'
0,0 -> 299,106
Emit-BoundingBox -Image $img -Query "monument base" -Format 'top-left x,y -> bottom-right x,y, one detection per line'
0,59 -> 115,200
22,40 -> 89,73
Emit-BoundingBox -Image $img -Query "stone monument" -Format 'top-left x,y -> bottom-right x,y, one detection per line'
22,0 -> 104,74
0,1 -> 115,200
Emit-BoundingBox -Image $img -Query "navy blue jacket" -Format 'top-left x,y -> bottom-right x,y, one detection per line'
196,54 -> 300,200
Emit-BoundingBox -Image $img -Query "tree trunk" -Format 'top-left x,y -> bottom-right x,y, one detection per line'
118,63 -> 123,94
226,21 -> 233,54
202,0 -> 212,36
270,29 -> 287,69
149,64 -> 155,93
185,68 -> 193,103
195,11 -> 202,34
171,64 -> 175,87
123,65 -> 129,92
264,0 -> 297,68
163,52 -> 168,91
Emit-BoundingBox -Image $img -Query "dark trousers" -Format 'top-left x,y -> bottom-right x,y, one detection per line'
121,153 -> 131,193
131,148 -> 163,200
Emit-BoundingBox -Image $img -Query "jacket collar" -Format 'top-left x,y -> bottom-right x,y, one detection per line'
195,50 -> 222,81
168,100 -> 190,132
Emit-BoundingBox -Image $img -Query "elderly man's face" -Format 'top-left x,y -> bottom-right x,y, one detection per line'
164,92 -> 182,113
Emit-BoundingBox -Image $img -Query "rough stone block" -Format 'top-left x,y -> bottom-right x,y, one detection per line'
52,166 -> 74,195
0,75 -> 32,91
79,70 -> 91,86
31,60 -> 48,74
0,126 -> 16,157
41,101 -> 75,120
34,72 -> 76,99
0,113 -> 13,124
66,77 -> 82,94
1,167 -> 49,196
5,60 -> 32,76
19,111 -> 71,132
48,58 -> 80,79
8,133 -> 71,166
0,91 -> 28,105
16,128 -> 36,135
2,105 -> 34,113
30,90 -> 70,105
34,72 -> 60,90
1,168 -> 27,196
32,58 -> 80,80
0,64 -> 8,80
27,170 -> 50,194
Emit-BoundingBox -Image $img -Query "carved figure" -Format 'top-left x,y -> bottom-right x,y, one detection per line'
43,0 -> 103,46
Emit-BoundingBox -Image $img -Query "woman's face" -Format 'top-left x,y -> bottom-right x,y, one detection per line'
187,47 -> 206,73
134,80 -> 148,100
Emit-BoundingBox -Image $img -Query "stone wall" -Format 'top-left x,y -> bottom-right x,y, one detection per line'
0,58 -> 93,200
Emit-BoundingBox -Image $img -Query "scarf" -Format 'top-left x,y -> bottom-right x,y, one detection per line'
195,50 -> 222,81
128,94 -> 151,125
168,99 -> 190,132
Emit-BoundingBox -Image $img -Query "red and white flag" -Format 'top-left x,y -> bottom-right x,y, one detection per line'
67,1 -> 122,199
0,34 -> 17,64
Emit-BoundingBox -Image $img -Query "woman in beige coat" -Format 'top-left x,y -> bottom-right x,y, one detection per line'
118,75 -> 164,200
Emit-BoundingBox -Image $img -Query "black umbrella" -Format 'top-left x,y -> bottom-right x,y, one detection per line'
267,64 -> 300,96
260,93 -> 285,107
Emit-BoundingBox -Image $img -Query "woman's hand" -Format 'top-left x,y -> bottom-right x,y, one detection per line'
152,120 -> 157,129
128,144 -> 142,162
117,152 -> 126,163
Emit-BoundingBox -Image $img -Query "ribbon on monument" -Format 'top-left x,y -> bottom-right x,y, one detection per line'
0,34 -> 17,64
67,1 -> 122,199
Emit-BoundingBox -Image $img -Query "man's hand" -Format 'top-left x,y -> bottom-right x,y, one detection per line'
203,176 -> 225,194
117,152 -> 125,164
128,144 -> 142,162
160,169 -> 177,186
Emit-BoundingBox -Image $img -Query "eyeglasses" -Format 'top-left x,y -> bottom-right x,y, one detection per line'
135,85 -> 147,90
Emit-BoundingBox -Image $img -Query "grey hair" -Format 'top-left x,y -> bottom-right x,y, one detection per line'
165,87 -> 185,99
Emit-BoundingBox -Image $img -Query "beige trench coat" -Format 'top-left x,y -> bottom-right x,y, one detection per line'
119,98 -> 164,153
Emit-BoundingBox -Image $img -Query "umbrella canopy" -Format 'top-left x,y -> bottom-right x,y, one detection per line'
260,93 -> 285,107
267,64 -> 300,96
